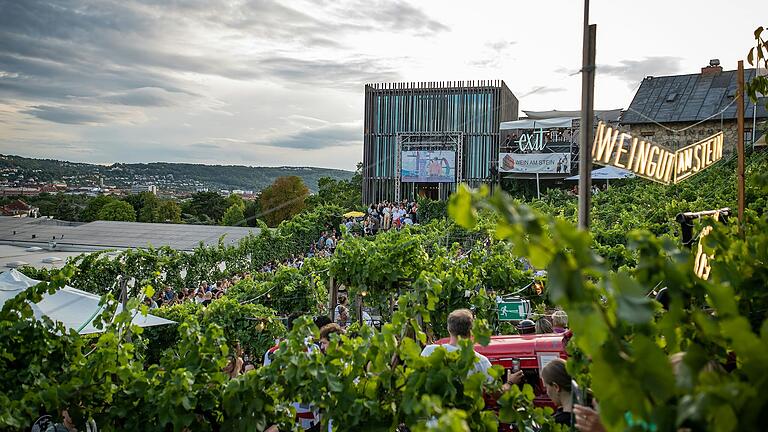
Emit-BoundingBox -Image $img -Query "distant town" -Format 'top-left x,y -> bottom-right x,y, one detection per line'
0,154 -> 353,200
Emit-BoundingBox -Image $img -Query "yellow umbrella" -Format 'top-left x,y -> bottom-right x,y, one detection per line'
343,211 -> 366,218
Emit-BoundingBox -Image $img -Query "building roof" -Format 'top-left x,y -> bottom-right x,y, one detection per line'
522,109 -> 623,122
4,200 -> 32,211
622,68 -> 768,125
0,217 -> 261,252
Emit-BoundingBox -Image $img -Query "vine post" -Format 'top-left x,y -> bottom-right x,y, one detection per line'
737,60 -> 745,235
578,12 -> 597,229
328,275 -> 337,321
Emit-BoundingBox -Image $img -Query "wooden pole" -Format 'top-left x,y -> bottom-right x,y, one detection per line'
578,0 -> 596,230
120,277 -> 131,343
737,60 -> 746,234
328,275 -> 337,321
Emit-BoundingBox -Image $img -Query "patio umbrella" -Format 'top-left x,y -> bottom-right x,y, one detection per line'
343,211 -> 366,218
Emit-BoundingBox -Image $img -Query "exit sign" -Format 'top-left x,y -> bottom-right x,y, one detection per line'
498,300 -> 530,321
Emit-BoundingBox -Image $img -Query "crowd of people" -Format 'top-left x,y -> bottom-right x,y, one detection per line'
341,200 -> 420,236
144,276 -> 242,309
143,232 -> 339,310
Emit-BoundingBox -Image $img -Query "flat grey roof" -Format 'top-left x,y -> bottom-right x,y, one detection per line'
0,217 -> 261,251
0,244 -> 83,271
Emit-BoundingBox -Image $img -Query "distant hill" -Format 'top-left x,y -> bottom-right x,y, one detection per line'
0,154 -> 354,192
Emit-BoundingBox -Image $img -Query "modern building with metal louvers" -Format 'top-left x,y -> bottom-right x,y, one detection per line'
362,81 -> 518,204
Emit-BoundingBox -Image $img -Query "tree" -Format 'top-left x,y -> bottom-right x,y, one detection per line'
124,192 -> 161,223
243,199 -> 262,227
157,200 -> 182,223
221,204 -> 246,226
182,191 -> 229,223
80,195 -> 115,222
97,200 -> 136,222
55,197 -> 81,221
259,176 -> 309,227
307,162 -> 363,210
225,193 -> 245,210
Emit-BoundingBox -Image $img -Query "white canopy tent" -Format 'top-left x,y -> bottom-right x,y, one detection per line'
500,117 -> 578,130
565,165 -> 634,189
0,269 -> 174,334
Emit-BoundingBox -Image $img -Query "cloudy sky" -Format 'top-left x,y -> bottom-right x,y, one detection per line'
0,0 -> 760,171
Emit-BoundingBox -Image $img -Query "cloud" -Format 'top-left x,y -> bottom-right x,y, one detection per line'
518,86 -> 567,98
100,87 -> 187,107
266,123 -> 360,149
21,105 -> 107,125
257,56 -> 400,88
339,0 -> 449,35
487,40 -> 517,52
598,56 -> 683,86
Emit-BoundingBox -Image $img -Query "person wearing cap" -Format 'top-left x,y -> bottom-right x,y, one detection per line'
517,319 -> 536,334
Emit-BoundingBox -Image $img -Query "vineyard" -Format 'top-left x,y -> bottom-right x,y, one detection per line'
2,150 -> 768,431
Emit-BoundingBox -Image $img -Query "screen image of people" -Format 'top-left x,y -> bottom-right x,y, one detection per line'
401,150 -> 455,183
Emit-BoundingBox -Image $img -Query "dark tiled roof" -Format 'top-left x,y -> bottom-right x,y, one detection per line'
621,69 -> 768,124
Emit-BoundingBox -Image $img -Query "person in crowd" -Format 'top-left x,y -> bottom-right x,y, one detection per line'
335,306 -> 349,329
334,295 -> 348,318
318,323 -> 345,354
536,317 -> 553,334
516,319 -> 536,335
162,285 -> 175,302
317,231 -> 327,250
223,342 -> 244,379
552,310 -> 568,333
382,204 -> 392,230
573,404 -> 606,432
421,309 -> 492,380
540,358 -> 575,425
143,296 -> 158,309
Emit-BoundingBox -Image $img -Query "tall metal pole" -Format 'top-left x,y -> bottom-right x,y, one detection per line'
578,0 -> 597,230
737,60 -> 746,233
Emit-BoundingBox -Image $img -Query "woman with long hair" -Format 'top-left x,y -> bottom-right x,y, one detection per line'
540,358 -> 575,425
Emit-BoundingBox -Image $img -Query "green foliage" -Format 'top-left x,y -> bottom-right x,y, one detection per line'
746,26 -> 768,109
146,299 -> 285,364
226,259 -> 330,317
260,176 -> 310,227
450,176 -> 768,431
221,203 -> 246,226
97,200 -> 136,222
80,195 -> 115,222
307,162 -> 363,211
416,197 -> 447,224
182,191 -> 229,223
156,200 -> 182,223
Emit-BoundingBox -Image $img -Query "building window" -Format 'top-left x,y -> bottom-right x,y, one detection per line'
641,131 -> 655,137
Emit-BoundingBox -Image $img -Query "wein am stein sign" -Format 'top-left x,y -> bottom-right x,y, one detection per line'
592,122 -> 724,185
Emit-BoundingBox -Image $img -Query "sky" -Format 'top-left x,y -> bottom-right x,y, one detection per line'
0,0 -> 761,171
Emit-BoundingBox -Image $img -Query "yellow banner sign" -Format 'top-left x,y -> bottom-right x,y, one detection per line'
592,122 -> 724,185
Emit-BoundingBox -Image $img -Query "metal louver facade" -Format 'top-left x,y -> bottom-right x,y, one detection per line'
363,81 -> 518,204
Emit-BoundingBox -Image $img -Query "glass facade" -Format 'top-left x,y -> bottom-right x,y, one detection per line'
363,81 -> 518,203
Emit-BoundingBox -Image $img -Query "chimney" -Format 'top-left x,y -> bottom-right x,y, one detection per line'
701,59 -> 722,76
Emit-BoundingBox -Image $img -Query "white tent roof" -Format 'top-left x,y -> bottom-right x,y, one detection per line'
500,117 -> 577,130
565,166 -> 635,181
0,269 -> 174,334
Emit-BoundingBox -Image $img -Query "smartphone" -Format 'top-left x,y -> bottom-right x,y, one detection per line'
511,358 -> 521,372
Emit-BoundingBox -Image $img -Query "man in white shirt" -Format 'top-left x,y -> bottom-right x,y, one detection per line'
420,308 -> 492,380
